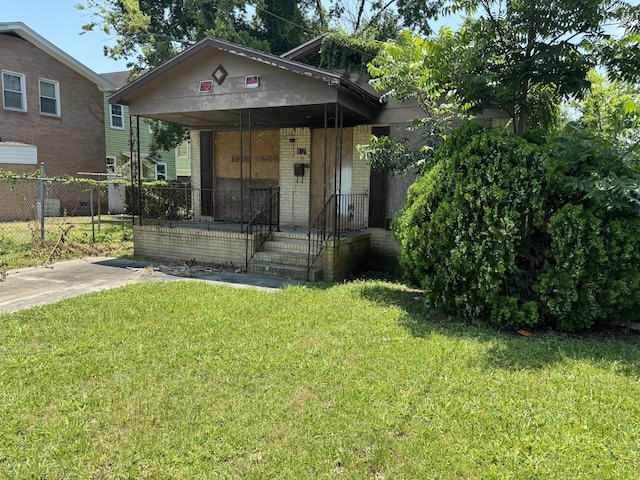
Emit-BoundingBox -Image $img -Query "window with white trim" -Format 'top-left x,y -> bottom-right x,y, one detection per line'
2,70 -> 26,111
156,162 -> 167,181
106,156 -> 116,173
176,140 -> 190,160
110,104 -> 124,129
39,79 -> 60,116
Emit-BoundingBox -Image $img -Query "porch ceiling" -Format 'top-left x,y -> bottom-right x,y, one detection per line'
142,103 -> 375,130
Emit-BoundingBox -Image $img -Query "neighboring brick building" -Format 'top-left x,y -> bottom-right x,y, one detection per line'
0,22 -> 114,177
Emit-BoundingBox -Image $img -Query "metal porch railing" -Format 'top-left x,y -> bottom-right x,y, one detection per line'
245,187 -> 280,268
307,193 -> 368,280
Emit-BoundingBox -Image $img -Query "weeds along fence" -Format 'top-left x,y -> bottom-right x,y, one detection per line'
0,173 -> 132,267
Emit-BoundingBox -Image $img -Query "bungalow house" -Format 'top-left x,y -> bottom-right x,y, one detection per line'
109,36 -> 507,281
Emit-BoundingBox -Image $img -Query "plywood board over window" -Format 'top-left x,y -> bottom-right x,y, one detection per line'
214,130 -> 279,182
211,130 -> 280,221
310,127 -> 353,221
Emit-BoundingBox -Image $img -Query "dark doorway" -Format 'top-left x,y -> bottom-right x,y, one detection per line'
368,126 -> 390,228
368,169 -> 387,228
200,131 -> 213,216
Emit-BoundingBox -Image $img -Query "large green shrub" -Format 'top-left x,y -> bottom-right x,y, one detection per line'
393,122 -> 640,331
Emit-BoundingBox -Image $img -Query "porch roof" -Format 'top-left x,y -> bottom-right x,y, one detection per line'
108,37 -> 382,129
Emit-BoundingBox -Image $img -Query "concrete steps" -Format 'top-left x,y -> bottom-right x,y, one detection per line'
248,231 -> 323,282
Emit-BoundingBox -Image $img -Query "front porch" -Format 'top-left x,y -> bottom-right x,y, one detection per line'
110,37 -> 386,281
133,222 -> 371,283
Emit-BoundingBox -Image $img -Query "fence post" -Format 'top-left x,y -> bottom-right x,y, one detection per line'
90,184 -> 95,243
97,181 -> 101,232
39,163 -> 45,240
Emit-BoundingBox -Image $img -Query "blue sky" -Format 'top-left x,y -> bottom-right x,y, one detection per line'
4,0 -> 129,74
4,0 -> 638,75
1,1 -> 457,75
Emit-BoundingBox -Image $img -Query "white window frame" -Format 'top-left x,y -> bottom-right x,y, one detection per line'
38,78 -> 60,117
106,156 -> 117,173
2,70 -> 26,112
155,162 -> 167,181
175,139 -> 191,159
110,104 -> 124,129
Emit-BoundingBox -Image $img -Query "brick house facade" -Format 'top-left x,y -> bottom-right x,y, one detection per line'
0,22 -> 114,177
108,36 -> 509,280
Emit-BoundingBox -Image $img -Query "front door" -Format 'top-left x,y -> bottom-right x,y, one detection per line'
368,169 -> 387,228
200,131 -> 213,216
309,127 -> 353,222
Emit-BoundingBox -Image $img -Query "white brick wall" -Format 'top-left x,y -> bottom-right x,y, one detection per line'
190,130 -> 201,190
368,228 -> 400,255
134,225 -> 253,266
279,127 -> 311,226
352,125 -> 372,226
190,126 -> 374,228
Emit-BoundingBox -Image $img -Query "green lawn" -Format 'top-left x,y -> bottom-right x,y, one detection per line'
1,280 -> 639,478
0,216 -> 133,270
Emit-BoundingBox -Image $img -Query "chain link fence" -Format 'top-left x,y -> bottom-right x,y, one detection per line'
0,174 -> 133,273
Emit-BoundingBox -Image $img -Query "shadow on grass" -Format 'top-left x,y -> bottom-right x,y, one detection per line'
355,282 -> 640,377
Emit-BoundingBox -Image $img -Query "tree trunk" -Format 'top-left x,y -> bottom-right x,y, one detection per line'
516,78 -> 530,136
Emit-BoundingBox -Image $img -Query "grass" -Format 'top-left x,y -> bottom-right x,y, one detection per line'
0,216 -> 133,270
1,280 -> 639,478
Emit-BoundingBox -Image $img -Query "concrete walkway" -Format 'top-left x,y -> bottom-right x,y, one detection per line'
0,257 -> 298,314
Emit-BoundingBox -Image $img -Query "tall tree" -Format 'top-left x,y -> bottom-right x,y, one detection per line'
79,0 -> 329,152
576,70 -> 640,162
254,0 -> 326,55
328,0 -> 442,34
368,0 -> 640,136
78,0 -> 328,71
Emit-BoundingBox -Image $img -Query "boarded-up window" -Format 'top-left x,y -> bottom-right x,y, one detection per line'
214,130 -> 279,181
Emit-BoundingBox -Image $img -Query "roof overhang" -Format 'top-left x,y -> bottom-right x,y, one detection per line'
280,33 -> 327,61
108,37 -> 382,129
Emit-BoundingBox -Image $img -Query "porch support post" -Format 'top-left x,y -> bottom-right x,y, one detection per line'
323,103 -> 328,238
136,115 -> 142,226
338,104 -> 344,195
337,105 -> 344,239
333,103 -> 339,236
323,103 -> 328,204
248,108 -> 252,220
239,108 -> 244,233
129,115 -> 135,227
247,109 -> 253,195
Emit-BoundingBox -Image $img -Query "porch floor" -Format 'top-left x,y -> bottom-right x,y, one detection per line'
138,220 -> 366,238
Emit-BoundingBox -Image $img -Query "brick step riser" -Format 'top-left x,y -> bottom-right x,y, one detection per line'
262,242 -> 319,255
252,251 -> 313,267
248,262 -> 322,282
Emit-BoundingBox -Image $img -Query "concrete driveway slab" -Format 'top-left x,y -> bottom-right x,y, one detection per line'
0,257 -> 298,314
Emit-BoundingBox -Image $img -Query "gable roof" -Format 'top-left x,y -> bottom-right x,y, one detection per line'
101,71 -> 133,90
109,37 -> 379,107
0,22 -> 116,92
280,33 -> 327,61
